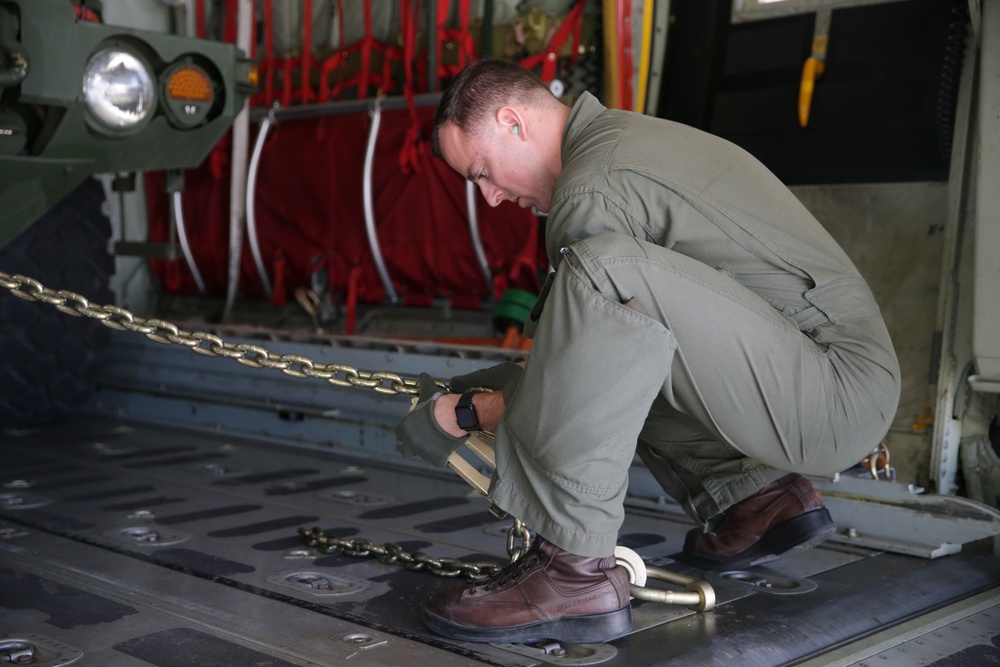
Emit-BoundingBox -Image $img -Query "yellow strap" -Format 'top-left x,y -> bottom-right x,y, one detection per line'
602,0 -> 620,109
635,0 -> 654,114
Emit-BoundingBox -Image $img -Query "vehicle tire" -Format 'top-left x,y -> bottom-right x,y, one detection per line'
0,178 -> 114,430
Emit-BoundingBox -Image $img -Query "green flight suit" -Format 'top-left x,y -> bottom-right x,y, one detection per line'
487,93 -> 901,558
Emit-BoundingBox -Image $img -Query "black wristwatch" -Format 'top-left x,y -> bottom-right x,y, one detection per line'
455,392 -> 480,431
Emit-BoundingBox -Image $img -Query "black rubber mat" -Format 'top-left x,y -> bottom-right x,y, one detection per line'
114,628 -> 302,667
1,568 -> 138,629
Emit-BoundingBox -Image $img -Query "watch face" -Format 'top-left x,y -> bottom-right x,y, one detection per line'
456,394 -> 479,431
457,411 -> 476,430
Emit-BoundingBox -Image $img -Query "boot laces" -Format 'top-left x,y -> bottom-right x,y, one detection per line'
472,540 -> 542,594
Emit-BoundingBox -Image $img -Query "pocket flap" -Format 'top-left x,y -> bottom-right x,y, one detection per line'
804,277 -> 881,324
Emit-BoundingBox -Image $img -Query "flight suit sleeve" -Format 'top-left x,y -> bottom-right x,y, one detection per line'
544,188 -> 652,271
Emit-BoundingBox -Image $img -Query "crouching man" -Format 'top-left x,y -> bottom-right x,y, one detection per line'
396,59 -> 900,644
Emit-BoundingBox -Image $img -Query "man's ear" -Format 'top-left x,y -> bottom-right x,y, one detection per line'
496,106 -> 526,139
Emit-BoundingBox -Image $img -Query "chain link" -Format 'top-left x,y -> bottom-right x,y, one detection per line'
0,271 -> 448,397
298,526 -> 513,580
506,518 -> 531,562
298,520 -> 532,580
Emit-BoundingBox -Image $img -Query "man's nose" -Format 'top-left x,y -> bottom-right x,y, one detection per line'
479,182 -> 504,208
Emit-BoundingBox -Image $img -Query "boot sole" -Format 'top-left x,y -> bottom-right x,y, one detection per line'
681,508 -> 836,571
423,605 -> 632,644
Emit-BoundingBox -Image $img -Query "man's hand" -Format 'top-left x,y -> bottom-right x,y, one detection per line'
395,373 -> 466,467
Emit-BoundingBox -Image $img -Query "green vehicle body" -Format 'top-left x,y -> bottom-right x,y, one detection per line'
0,0 -> 255,247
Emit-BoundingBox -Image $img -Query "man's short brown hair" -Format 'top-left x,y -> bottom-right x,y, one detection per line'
431,59 -> 553,158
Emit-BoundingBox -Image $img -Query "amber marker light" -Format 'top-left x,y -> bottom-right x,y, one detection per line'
167,65 -> 214,103
162,61 -> 216,128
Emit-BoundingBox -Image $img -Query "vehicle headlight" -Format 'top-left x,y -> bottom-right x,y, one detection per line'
83,49 -> 155,129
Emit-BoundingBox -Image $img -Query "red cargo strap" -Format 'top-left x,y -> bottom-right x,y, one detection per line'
345,264 -> 362,335
319,0 -> 398,102
398,0 -> 424,174
269,252 -> 288,307
300,0 -> 315,104
254,0 -> 320,106
256,0 -> 276,106
222,0 -> 238,43
437,0 -> 476,80
195,0 -> 206,38
274,0 -> 316,106
518,0 -> 584,83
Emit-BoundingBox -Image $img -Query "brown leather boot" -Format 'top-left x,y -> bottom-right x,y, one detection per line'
423,537 -> 632,643
681,474 -> 835,570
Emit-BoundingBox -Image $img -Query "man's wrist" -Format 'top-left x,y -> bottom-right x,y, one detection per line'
433,393 -> 467,437
433,391 -> 506,437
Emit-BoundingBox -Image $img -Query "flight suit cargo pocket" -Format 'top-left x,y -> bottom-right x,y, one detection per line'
803,278 -> 882,325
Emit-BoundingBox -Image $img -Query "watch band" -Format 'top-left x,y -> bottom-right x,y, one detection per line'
455,392 -> 480,432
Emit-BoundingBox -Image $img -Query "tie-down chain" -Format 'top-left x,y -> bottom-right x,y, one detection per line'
297,518 -> 532,581
1,270 -> 714,611
0,271 -> 440,396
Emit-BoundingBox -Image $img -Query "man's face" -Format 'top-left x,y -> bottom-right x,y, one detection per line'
438,120 -> 555,214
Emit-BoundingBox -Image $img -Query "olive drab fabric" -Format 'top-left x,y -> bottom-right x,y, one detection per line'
489,93 -> 900,558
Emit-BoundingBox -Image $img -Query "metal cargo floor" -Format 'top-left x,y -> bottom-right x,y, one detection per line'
1,416 -> 998,667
